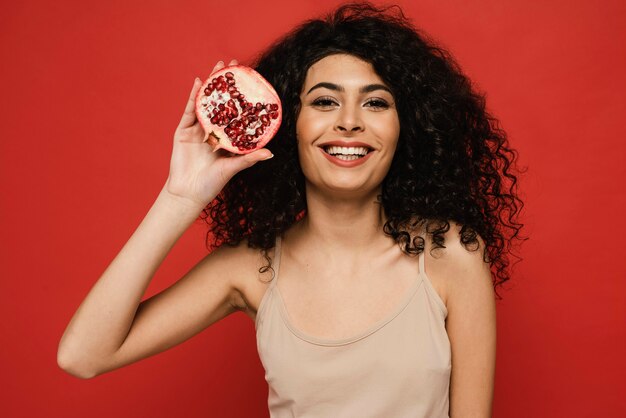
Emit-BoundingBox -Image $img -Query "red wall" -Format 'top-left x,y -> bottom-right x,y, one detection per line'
1,0 -> 624,416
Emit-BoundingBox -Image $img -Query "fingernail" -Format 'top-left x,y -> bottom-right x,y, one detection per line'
262,153 -> 274,160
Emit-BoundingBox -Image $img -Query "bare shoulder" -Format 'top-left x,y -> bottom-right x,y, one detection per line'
207,239 -> 274,311
423,221 -> 493,308
424,222 -> 497,416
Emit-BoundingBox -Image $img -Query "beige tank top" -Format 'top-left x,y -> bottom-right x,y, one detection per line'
255,236 -> 451,418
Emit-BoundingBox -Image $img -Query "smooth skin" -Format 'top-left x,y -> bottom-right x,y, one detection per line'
58,55 -> 496,418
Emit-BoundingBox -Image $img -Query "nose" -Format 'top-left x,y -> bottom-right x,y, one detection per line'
334,105 -> 364,134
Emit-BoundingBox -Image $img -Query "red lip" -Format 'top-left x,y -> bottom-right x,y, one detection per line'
319,147 -> 375,168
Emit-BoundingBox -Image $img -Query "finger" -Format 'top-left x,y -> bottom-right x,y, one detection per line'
210,60 -> 225,75
228,59 -> 238,66
177,77 -> 202,129
221,149 -> 274,178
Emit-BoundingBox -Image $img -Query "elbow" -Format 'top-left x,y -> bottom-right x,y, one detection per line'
57,346 -> 98,380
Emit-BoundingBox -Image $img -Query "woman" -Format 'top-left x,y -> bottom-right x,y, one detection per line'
58,3 -> 523,417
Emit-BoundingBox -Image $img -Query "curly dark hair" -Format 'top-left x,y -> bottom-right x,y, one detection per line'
200,2 -> 526,297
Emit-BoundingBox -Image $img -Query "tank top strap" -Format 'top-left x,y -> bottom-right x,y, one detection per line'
418,248 -> 426,277
417,227 -> 427,276
254,236 -> 282,329
268,235 -> 283,288
416,228 -> 448,318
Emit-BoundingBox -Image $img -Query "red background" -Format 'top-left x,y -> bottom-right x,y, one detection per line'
2,0 -> 625,417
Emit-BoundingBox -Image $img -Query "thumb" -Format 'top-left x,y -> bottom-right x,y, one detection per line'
223,149 -> 274,177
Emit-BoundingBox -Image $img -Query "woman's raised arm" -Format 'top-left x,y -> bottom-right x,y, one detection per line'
57,60 -> 272,378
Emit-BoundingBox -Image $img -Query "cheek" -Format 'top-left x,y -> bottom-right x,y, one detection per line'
296,109 -> 331,140
370,113 -> 401,147
294,112 -> 317,170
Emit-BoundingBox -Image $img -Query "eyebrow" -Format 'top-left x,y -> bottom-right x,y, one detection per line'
306,82 -> 392,95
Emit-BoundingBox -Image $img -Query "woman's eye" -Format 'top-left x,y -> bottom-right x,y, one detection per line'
365,99 -> 389,109
312,97 -> 338,107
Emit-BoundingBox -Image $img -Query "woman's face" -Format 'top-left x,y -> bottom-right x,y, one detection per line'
296,54 -> 400,197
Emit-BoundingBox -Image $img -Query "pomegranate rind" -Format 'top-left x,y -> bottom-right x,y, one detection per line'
194,65 -> 282,155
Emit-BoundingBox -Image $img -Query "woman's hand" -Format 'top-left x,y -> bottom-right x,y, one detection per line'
164,59 -> 273,208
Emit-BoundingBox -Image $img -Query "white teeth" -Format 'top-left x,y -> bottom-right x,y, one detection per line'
324,146 -> 369,156
333,154 -> 362,161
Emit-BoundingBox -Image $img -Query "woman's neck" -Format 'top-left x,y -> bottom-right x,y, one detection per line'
288,184 -> 393,259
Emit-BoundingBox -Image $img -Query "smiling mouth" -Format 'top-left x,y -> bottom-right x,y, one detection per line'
321,145 -> 373,161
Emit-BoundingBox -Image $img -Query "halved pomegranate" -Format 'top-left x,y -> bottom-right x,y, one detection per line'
195,65 -> 282,154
